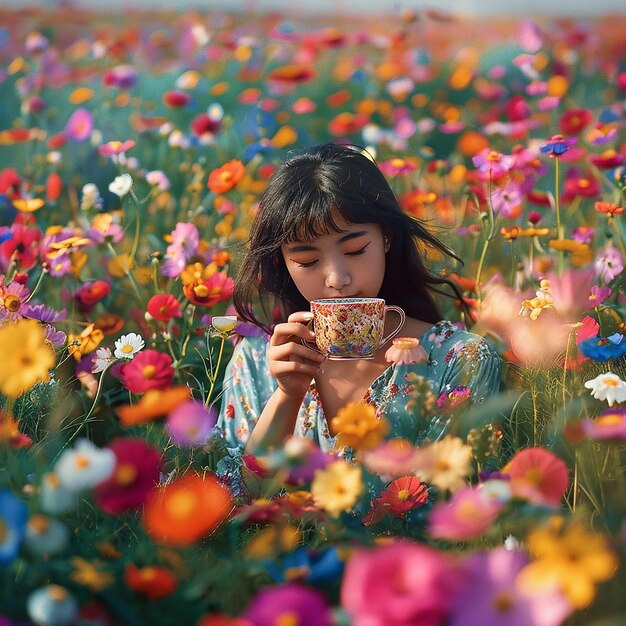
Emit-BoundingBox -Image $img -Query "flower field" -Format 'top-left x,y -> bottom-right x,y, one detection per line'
1,4 -> 626,625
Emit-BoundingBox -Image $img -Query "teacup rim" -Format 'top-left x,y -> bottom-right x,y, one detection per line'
310,297 -> 385,306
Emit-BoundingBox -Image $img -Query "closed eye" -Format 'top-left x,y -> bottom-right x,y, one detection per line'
345,242 -> 371,256
289,258 -> 318,268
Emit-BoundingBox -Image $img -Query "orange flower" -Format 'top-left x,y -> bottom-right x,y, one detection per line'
142,472 -> 233,545
67,323 -> 104,361
594,201 -> 624,217
207,160 -> 245,195
266,64 -> 316,85
94,313 -> 125,336
115,386 -> 190,427
124,563 -> 177,599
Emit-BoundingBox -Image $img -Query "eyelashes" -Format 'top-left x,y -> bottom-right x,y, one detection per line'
289,241 -> 371,268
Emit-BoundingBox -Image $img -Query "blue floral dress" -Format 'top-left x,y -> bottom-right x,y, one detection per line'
217,321 -> 501,454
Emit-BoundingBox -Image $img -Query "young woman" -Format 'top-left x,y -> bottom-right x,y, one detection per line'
217,143 -> 500,454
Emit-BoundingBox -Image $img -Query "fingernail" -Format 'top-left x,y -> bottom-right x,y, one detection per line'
303,312 -> 314,320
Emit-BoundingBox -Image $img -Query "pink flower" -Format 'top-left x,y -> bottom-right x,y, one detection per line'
120,349 -> 175,393
361,438 -> 421,479
594,247 -> 623,284
65,108 -> 94,141
102,64 -> 138,90
504,447 -> 569,507
429,486 -> 503,541
341,541 -> 458,626
385,337 -> 428,365
165,400 -> 217,446
97,140 -> 136,157
580,407 -> 626,440
93,438 -> 162,514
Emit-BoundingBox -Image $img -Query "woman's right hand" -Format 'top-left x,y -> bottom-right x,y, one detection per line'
268,311 -> 325,400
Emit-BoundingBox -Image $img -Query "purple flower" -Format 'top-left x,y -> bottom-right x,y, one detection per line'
450,548 -> 572,626
43,324 -> 66,348
165,400 -> 217,446
243,583 -> 333,626
23,303 -> 66,323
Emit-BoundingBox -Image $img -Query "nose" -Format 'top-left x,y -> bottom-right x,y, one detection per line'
324,260 -> 351,291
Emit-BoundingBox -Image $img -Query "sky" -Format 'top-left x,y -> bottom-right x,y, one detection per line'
4,0 -> 626,16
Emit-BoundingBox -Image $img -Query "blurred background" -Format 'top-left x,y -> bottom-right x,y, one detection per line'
3,0 -> 626,16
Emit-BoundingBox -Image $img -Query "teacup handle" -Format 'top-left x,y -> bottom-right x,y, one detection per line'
301,337 -> 321,353
381,305 -> 406,347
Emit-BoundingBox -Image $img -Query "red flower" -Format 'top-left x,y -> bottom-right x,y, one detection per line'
183,272 -> 234,307
191,113 -> 221,139
327,112 -> 369,137
120,349 -> 175,393
562,167 -> 601,203
0,168 -> 22,199
0,223 -> 42,271
46,172 -> 63,202
595,201 -> 624,217
197,614 -> 251,626
124,563 -> 177,599
207,160 -> 245,194
162,90 -> 191,108
147,293 -> 182,322
74,280 -> 111,313
363,476 -> 428,525
559,108 -> 593,135
590,149 -> 624,169
94,438 -> 162,515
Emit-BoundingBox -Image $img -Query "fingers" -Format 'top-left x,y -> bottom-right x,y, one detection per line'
270,342 -> 324,366
270,319 -> 315,347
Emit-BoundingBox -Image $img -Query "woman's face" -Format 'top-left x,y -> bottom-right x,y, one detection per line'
281,213 -> 387,303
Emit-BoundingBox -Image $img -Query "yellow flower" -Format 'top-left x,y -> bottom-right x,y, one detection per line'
331,401 -> 390,451
244,524 -> 301,559
548,239 -> 594,267
518,516 -> 618,609
69,557 -> 115,592
0,319 -> 55,398
180,261 -> 217,286
67,323 -> 104,361
412,435 -> 472,493
310,460 -> 363,517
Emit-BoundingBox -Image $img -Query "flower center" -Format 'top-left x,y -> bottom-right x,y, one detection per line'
142,365 -> 156,379
28,514 -> 50,534
194,284 -> 210,298
0,519 -> 6,542
115,463 -> 137,486
275,612 -> 300,626
47,585 -> 68,602
522,467 -> 543,486
74,454 -> 90,469
396,489 -> 410,502
121,344 -> 134,354
4,295 -> 21,312
493,591 -> 515,613
603,378 -> 619,387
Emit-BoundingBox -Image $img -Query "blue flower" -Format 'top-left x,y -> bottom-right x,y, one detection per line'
579,334 -> 626,361
264,546 -> 344,585
539,134 -> 577,157
0,489 -> 28,565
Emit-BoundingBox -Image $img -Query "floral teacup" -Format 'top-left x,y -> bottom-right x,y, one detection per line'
304,297 -> 405,360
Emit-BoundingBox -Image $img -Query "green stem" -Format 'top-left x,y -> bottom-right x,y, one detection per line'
204,334 -> 226,407
554,156 -> 565,274
24,267 -> 48,303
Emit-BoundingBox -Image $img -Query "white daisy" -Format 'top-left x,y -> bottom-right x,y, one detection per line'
584,372 -> 626,407
113,333 -> 145,360
108,173 -> 133,198
53,439 -> 115,492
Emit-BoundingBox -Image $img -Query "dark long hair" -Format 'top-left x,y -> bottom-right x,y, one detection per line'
233,142 -> 464,332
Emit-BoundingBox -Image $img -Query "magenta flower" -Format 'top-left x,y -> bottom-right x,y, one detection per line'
93,438 -> 162,515
165,400 -> 217,447
341,540 -> 458,626
243,583 -> 333,626
429,486 -> 503,541
472,148 -> 515,179
489,182 -> 523,218
65,108 -> 94,142
120,349 -> 175,393
449,548 -> 572,626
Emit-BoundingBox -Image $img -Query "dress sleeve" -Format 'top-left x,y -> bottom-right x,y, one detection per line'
216,335 -> 277,452
435,331 -> 502,405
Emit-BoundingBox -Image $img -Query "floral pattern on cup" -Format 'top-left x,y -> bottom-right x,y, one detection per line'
309,298 -> 405,359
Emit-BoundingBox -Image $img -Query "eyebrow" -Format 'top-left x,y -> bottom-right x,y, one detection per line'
286,230 -> 369,253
